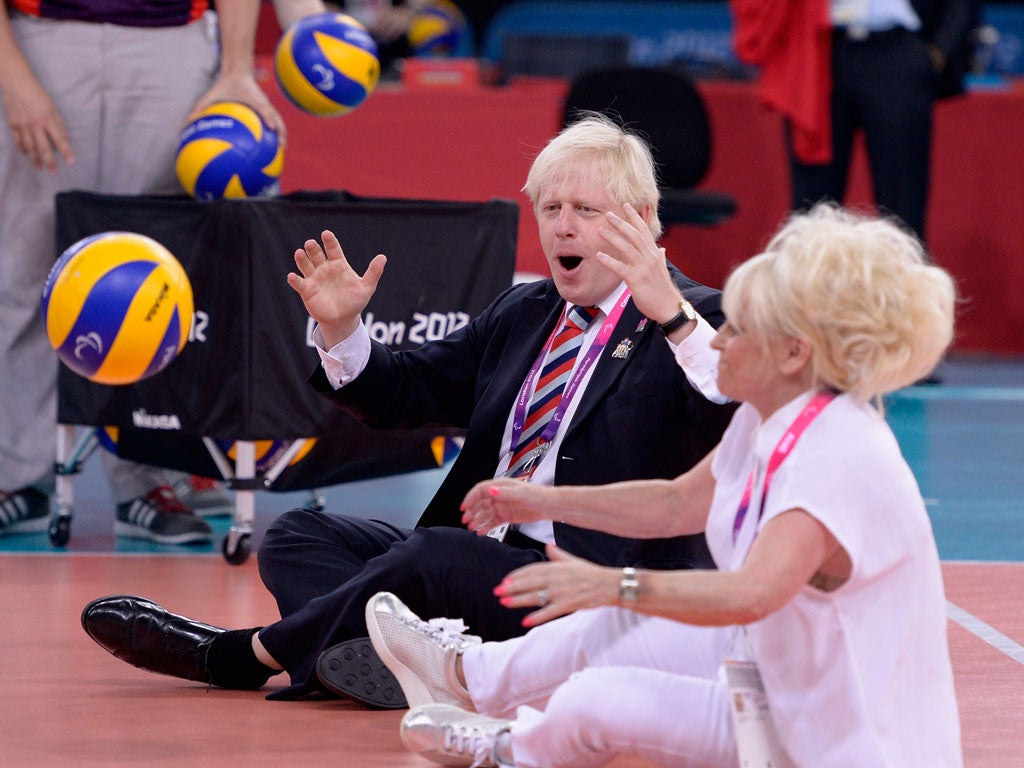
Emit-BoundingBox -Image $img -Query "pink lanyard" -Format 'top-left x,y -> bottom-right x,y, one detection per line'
508,287 -> 632,451
732,390 -> 837,543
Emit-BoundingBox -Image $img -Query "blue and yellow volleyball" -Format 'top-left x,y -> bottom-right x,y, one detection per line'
216,439 -> 318,474
407,0 -> 467,57
274,13 -> 380,117
175,101 -> 283,200
40,232 -> 194,385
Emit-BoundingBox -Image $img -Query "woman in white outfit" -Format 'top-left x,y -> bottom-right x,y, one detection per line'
366,203 -> 963,768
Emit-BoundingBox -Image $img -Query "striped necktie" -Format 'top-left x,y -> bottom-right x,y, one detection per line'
506,304 -> 599,478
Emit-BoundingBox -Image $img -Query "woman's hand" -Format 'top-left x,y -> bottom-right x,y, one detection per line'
460,478 -> 553,533
494,545 -> 620,627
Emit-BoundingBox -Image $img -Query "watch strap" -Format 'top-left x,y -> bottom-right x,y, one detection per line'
658,300 -> 696,335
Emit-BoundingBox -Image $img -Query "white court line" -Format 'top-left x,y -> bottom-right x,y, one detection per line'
947,601 -> 1024,665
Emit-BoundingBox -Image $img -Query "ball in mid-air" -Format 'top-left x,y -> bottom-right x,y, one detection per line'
274,12 -> 381,117
41,232 -> 194,385
407,0 -> 467,57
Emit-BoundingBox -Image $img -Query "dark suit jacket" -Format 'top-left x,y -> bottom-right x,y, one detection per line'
312,266 -> 735,570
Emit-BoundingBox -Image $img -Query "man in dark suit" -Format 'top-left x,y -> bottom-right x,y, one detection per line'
80,113 -> 736,707
732,0 -> 976,240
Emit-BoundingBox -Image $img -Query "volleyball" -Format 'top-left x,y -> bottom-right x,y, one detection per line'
216,439 -> 318,474
407,0 -> 467,57
95,426 -> 120,453
175,101 -> 283,200
40,232 -> 194,385
274,12 -> 380,117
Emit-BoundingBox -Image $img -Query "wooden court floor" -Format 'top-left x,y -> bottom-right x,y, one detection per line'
4,555 -> 1023,767
3,357 -> 1023,766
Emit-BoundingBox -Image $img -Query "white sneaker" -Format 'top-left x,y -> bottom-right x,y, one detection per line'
365,591 -> 479,709
401,704 -> 512,767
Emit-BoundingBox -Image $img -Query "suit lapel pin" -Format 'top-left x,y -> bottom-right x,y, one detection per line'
612,338 -> 634,359
635,318 -> 648,333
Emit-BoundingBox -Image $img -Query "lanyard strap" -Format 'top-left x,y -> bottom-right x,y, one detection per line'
508,287 -> 632,451
732,390 -> 837,543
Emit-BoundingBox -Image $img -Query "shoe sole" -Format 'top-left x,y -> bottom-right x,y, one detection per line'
179,497 -> 235,519
317,638 -> 408,709
2,516 -> 50,536
113,521 -> 214,545
190,507 -> 234,519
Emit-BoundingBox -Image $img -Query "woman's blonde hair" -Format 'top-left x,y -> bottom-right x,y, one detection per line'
523,112 -> 663,238
722,203 -> 956,402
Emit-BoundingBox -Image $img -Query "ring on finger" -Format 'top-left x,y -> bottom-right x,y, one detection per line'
537,589 -> 550,607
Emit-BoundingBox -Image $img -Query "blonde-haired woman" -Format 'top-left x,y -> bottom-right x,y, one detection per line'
366,203 -> 962,768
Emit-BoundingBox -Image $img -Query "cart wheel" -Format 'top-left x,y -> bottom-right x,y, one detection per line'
222,532 -> 251,565
48,511 -> 72,547
308,491 -> 326,513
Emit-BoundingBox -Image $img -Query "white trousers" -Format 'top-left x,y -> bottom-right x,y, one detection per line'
463,607 -> 738,768
0,14 -> 217,497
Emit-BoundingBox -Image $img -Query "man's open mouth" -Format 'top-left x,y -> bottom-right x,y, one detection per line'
558,256 -> 583,271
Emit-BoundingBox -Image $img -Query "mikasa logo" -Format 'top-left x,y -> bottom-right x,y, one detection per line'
177,118 -> 233,142
132,409 -> 182,430
145,282 -> 170,322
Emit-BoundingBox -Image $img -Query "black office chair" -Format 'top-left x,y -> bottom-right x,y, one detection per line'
562,66 -> 737,227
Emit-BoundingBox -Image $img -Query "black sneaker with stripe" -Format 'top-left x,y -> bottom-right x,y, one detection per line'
114,485 -> 213,545
0,488 -> 49,535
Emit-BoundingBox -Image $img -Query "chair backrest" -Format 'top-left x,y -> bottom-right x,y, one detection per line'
561,66 -> 712,190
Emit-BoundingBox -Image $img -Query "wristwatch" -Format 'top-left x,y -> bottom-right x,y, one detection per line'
618,567 -> 640,604
657,298 -> 697,335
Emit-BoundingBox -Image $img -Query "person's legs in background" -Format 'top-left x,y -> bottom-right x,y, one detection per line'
786,40 -> 858,216
853,29 -> 935,241
0,15 -> 230,542
0,16 -> 102,536
789,29 -> 935,242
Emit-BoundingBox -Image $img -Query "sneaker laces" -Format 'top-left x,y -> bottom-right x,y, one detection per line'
404,615 -> 481,651
143,485 -> 193,516
442,722 -> 497,767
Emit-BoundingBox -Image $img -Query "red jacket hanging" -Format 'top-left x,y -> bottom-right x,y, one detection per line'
730,0 -> 834,164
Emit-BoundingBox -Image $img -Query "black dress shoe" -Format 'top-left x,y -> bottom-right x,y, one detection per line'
317,637 -> 408,709
81,595 -> 223,685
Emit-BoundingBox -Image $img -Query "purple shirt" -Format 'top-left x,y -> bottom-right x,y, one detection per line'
8,0 -> 209,27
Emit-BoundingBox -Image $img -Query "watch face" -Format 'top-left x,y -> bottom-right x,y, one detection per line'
681,299 -> 696,320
